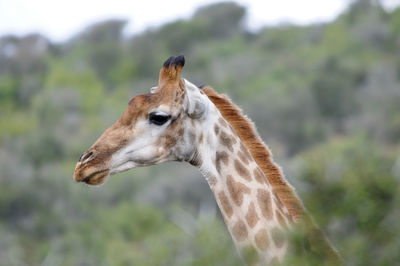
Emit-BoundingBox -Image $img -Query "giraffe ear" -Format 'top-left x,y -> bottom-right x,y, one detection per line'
158,55 -> 185,89
183,79 -> 207,119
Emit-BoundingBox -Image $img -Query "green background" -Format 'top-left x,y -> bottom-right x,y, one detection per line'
0,1 -> 400,265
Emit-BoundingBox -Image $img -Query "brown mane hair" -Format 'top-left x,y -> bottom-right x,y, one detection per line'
203,86 -> 341,262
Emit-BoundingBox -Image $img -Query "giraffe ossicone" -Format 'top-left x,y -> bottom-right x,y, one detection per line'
73,55 -> 340,265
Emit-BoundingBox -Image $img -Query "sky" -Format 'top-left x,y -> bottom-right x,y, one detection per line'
0,0 -> 399,42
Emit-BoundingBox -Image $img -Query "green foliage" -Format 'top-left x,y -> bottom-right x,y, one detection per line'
311,57 -> 364,124
0,75 -> 17,103
0,1 -> 400,265
44,63 -> 105,113
193,2 -> 246,39
297,137 -> 400,265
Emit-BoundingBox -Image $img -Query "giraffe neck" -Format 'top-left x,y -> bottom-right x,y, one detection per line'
189,111 -> 292,265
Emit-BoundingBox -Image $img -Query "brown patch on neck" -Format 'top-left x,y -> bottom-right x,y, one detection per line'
234,160 -> 251,181
254,229 -> 270,251
245,202 -> 259,228
226,175 -> 251,206
214,124 -> 220,135
218,191 -> 233,218
215,151 -> 229,174
232,220 -> 248,242
219,131 -> 236,152
257,189 -> 273,220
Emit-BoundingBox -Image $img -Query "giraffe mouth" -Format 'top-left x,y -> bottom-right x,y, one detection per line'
81,169 -> 110,185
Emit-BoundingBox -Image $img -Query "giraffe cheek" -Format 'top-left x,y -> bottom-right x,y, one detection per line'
157,146 -> 165,156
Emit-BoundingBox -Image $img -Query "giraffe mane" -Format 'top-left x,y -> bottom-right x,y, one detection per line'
203,86 -> 341,261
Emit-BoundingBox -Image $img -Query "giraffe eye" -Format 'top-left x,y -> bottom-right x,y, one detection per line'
149,112 -> 171,126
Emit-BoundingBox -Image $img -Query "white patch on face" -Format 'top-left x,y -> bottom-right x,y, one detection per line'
109,117 -> 172,175
150,105 -> 170,115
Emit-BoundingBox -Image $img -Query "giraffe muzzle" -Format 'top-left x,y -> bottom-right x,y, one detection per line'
73,164 -> 110,185
74,150 -> 111,185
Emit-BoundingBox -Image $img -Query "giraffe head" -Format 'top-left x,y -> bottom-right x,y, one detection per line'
73,55 -> 210,185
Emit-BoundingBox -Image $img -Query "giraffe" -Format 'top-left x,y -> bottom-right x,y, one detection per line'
73,55 -> 340,265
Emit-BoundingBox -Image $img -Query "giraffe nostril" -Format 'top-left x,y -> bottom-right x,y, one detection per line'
79,151 -> 95,163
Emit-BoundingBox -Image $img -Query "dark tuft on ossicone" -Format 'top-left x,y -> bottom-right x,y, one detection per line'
163,54 -> 185,68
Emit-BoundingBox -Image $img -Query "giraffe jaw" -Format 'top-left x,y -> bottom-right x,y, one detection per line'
109,160 -> 139,175
82,169 -> 110,185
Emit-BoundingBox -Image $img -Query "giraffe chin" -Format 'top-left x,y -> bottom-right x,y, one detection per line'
82,170 -> 110,186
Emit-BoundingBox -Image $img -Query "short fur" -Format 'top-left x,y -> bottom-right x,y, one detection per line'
203,86 -> 341,262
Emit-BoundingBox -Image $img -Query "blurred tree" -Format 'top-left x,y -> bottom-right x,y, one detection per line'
0,34 -> 50,106
297,136 -> 399,265
311,57 -> 365,131
78,20 -> 127,44
193,2 -> 245,39
0,75 -> 17,104
68,20 -> 127,87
